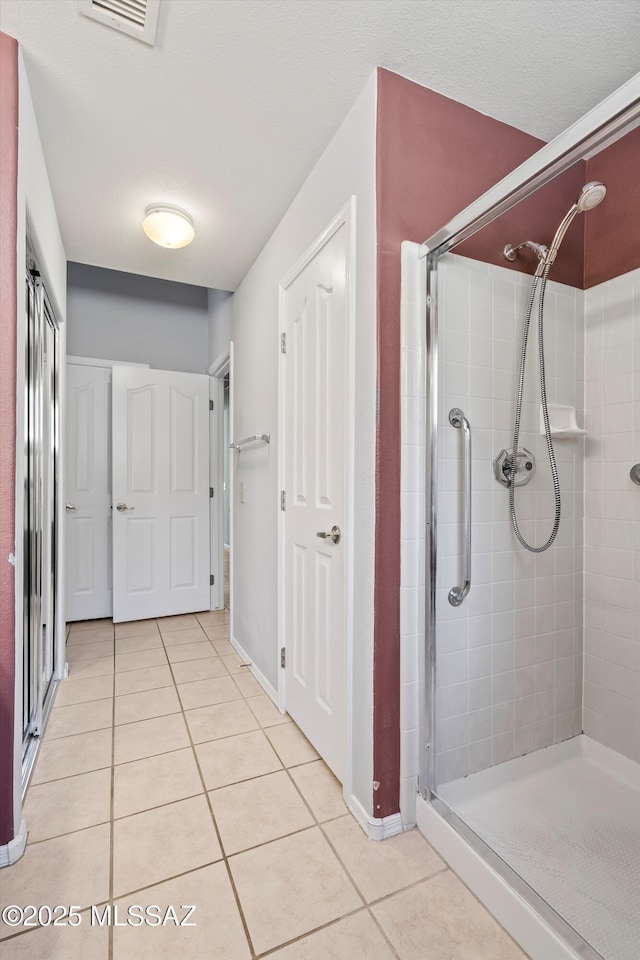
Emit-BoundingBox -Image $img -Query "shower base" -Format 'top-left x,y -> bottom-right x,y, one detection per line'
436,735 -> 640,960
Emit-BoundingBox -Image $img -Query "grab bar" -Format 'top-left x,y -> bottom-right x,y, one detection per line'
448,408 -> 471,606
229,433 -> 271,450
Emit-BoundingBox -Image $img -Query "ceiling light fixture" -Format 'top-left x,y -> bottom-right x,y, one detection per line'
142,204 -> 195,249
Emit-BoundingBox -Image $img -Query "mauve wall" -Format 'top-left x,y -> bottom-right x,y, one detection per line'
0,31 -> 18,848
374,68 -> 587,817
585,126 -> 640,288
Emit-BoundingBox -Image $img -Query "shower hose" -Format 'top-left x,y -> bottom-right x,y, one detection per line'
509,264 -> 561,553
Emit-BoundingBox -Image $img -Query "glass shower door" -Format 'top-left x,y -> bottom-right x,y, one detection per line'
22,269 -> 60,785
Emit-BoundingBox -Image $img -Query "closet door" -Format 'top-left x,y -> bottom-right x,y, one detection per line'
64,363 -> 113,620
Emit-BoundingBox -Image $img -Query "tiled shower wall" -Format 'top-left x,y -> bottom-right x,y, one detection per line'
434,254 -> 584,783
400,250 -> 639,808
583,267 -> 640,762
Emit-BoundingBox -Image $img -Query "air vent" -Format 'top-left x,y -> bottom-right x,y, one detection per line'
79,0 -> 160,45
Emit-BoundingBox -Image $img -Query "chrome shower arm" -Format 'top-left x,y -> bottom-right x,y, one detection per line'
503,240 -> 548,262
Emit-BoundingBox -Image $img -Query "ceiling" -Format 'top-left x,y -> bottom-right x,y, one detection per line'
1,0 -> 639,291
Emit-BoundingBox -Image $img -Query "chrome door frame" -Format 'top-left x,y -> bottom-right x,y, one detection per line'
22,268 -> 62,793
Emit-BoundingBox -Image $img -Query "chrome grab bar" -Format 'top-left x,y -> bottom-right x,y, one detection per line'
448,408 -> 471,606
229,433 -> 271,450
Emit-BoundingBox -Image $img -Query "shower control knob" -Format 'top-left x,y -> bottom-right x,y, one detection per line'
494,448 -> 536,488
630,464 -> 640,486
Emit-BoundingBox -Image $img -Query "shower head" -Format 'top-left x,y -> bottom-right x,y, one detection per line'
503,181 -> 607,273
577,181 -> 607,212
538,180 -> 607,272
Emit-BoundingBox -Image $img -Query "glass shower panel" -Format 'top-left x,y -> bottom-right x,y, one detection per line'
434,251 -> 584,789
420,118 -> 640,960
22,268 -> 60,780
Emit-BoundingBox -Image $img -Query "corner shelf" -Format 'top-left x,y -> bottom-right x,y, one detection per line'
540,403 -> 586,439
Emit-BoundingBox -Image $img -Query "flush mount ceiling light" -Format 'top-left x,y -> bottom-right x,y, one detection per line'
142,204 -> 195,249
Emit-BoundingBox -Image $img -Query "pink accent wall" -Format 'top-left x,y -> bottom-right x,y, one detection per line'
373,69 -> 586,818
0,31 -> 19,848
585,125 -> 640,287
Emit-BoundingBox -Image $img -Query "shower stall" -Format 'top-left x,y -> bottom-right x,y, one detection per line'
401,79 -> 640,960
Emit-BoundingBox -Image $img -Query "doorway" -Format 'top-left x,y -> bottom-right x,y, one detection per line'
209,349 -> 233,623
64,361 -> 212,623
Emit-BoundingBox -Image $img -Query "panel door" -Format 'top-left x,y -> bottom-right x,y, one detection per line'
65,363 -> 113,620
112,367 -> 210,622
282,220 -> 348,782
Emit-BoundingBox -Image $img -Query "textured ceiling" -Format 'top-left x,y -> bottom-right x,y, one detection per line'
1,0 -> 639,290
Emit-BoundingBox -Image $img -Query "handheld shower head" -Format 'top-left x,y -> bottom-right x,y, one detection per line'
577,181 -> 607,212
539,180 -> 607,271
503,181 -> 606,273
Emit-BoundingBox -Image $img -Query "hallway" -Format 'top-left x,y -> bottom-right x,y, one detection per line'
1,613 -> 526,959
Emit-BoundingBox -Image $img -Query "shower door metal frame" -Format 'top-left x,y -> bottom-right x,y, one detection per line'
22,268 -> 63,792
419,71 -> 640,799
417,74 -> 640,960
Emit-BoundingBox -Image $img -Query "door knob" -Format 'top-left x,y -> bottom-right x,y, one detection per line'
116,503 -> 135,512
65,502 -> 78,511
316,525 -> 342,544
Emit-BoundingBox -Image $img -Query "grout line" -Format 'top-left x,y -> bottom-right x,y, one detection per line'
0,902 -> 110,945
26,614 -> 453,960
252,906 -> 370,959
159,615 -> 259,960
112,743 -> 199,770
262,736 -> 407,960
108,621 -> 116,960
29,760 -> 113,788
109,858 -> 226,905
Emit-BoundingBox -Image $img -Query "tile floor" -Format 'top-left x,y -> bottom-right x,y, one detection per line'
0,612 -> 528,959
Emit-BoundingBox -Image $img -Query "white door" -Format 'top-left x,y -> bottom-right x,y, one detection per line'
281,211 -> 351,782
65,363 -> 113,620
112,366 -> 210,622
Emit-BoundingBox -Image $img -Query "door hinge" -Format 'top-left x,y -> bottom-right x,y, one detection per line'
210,487 -> 214,498
210,574 -> 215,585
280,332 -> 287,354
280,490 -> 286,511
209,399 -> 214,411
280,647 -> 286,668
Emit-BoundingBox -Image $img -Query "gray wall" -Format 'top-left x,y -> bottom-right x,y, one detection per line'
67,262 -> 210,373
208,288 -> 232,369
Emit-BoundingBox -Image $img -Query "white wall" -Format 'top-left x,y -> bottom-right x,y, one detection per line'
230,72 -> 377,814
13,50 -> 67,857
67,262 -> 210,374
208,288 -> 232,368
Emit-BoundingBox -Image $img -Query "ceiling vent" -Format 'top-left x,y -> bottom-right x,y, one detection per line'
78,0 -> 160,46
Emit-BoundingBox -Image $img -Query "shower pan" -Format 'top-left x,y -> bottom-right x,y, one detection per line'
400,79 -> 640,960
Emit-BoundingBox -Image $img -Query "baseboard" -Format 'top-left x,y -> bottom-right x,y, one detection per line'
346,794 -> 404,841
0,816 -> 27,868
230,635 -> 280,706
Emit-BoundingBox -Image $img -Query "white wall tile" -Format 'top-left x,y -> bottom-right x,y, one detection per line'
402,247 -> 640,791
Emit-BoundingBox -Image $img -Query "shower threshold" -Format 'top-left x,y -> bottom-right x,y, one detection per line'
433,736 -> 639,960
